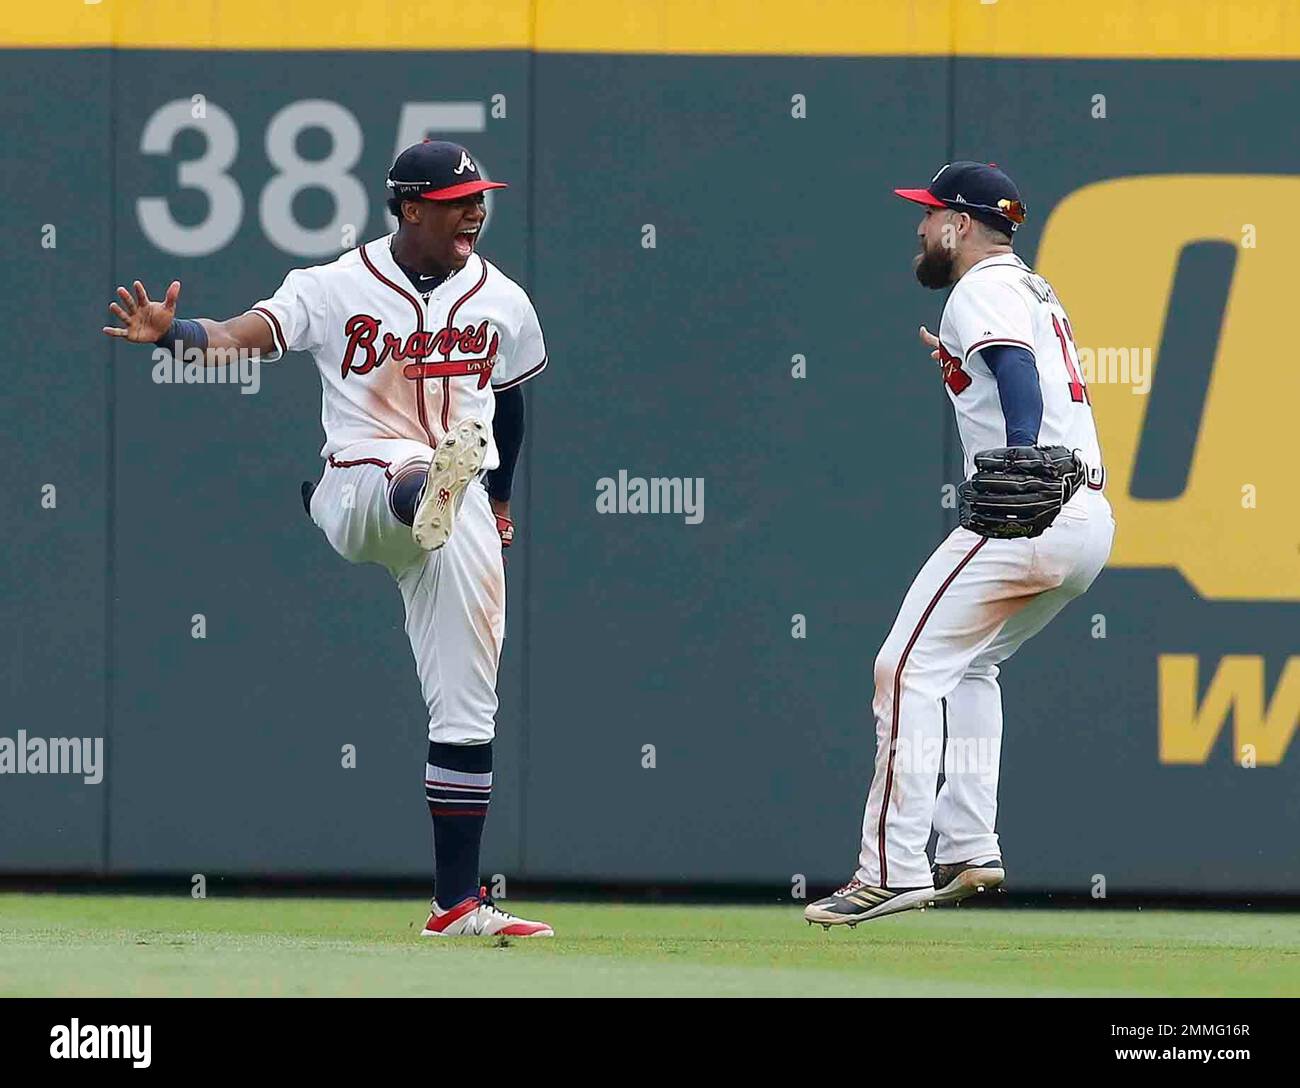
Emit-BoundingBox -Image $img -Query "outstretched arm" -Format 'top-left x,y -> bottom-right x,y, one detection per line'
102,280 -> 275,360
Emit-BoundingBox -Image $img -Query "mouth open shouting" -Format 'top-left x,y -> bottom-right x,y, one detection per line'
453,224 -> 480,261
434,193 -> 487,269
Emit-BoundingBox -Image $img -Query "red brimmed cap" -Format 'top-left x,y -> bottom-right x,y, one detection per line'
893,187 -> 948,209
387,140 -> 508,203
893,161 -> 1026,230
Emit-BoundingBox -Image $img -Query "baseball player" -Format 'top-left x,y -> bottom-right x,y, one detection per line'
806,162 -> 1115,926
102,140 -> 553,938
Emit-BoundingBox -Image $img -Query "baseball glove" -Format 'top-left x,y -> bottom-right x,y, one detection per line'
958,445 -> 1084,540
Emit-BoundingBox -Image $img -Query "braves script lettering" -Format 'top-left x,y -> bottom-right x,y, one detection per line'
340,315 -> 500,388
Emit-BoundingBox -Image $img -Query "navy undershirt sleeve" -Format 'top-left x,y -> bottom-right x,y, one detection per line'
979,343 -> 1043,447
485,384 -> 525,503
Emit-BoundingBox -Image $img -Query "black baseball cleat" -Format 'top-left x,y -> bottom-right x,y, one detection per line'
931,858 -> 1005,904
804,878 -> 936,927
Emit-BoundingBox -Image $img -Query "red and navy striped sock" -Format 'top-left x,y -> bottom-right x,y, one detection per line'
425,740 -> 492,910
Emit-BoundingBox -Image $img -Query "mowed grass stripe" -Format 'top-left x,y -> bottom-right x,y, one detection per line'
1,894 -> 1297,997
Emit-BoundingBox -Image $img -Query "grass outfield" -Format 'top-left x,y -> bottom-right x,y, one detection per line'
1,893 -> 1298,997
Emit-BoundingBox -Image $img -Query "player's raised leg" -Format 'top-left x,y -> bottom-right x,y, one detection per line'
308,438 -> 434,572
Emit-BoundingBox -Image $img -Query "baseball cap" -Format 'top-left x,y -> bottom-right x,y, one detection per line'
386,140 -> 508,202
894,161 -> 1026,232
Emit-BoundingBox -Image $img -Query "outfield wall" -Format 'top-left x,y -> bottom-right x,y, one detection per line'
1,1 -> 1297,894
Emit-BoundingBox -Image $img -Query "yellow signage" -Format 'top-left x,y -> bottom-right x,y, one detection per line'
1038,176 -> 1300,601
1159,655 -> 1300,765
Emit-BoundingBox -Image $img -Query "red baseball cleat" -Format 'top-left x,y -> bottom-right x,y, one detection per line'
420,886 -> 554,938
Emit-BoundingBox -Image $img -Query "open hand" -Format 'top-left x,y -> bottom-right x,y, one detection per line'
102,280 -> 181,343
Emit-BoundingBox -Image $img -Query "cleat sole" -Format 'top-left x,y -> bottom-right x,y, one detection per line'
932,867 -> 1006,906
413,418 -> 489,551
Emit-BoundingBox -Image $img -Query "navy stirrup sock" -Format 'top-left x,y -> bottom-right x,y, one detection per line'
425,740 -> 493,909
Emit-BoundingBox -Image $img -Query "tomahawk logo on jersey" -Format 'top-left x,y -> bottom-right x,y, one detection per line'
937,254 -> 1105,489
249,244 -> 546,462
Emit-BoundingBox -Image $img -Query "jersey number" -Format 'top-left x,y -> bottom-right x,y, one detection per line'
1052,314 -> 1090,404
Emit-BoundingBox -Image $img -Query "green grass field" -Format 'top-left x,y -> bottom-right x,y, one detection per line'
1,893 -> 1297,997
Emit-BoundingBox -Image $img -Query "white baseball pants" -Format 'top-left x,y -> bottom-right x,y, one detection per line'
309,438 -> 505,744
855,488 -> 1115,889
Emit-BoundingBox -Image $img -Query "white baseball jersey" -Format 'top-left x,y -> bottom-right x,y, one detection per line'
249,235 -> 547,463
936,254 -> 1105,488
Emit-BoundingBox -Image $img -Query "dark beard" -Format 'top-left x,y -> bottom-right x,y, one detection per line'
913,246 -> 955,289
